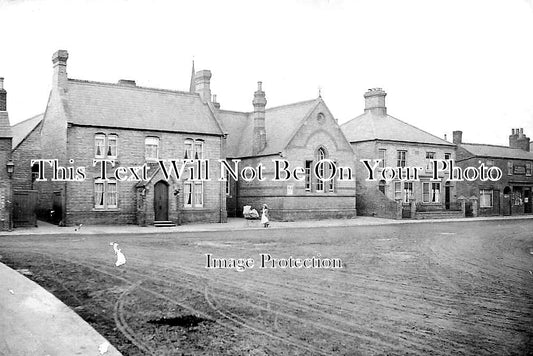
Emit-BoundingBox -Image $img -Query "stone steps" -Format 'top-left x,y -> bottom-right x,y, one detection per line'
154,221 -> 177,227
415,211 -> 464,220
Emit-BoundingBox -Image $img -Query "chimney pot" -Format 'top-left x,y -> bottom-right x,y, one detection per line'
453,130 -> 463,144
0,77 -> 6,111
52,49 -> 69,90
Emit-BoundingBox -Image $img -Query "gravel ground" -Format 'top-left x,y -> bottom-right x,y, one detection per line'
1,219 -> 532,355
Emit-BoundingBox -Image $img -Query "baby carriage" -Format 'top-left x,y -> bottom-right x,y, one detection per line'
243,205 -> 260,219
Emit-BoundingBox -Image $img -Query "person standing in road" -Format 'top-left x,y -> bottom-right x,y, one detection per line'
261,204 -> 270,228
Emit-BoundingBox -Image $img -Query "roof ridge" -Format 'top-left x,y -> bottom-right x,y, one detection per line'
462,142 -> 523,150
265,98 -> 317,112
12,113 -> 44,127
385,114 -> 452,145
68,78 -> 198,97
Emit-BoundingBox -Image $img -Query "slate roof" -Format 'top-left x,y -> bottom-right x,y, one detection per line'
219,99 -> 318,157
63,79 -> 224,136
341,111 -> 453,146
0,112 -> 12,138
459,143 -> 533,160
11,113 -> 43,149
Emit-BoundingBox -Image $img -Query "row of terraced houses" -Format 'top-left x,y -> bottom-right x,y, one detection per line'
0,50 -> 532,230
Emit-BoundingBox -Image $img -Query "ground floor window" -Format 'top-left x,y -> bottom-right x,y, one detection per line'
94,179 -> 117,209
184,181 -> 203,208
422,182 -> 441,203
480,189 -> 493,207
403,182 -> 413,203
394,182 -> 402,200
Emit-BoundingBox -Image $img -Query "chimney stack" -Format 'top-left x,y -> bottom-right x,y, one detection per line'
364,88 -> 387,116
194,70 -> 212,103
0,78 -> 6,111
252,81 -> 267,154
453,130 -> 462,144
509,128 -> 530,151
52,50 -> 69,90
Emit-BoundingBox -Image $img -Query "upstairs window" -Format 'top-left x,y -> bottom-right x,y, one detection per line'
95,133 -> 118,159
107,134 -> 118,158
145,137 -> 160,161
95,134 -> 106,158
526,163 -> 532,176
378,149 -> 386,168
425,152 -> 435,170
507,161 -> 513,175
184,139 -> 193,159
194,140 -> 204,159
397,150 -> 407,167
444,153 -> 451,160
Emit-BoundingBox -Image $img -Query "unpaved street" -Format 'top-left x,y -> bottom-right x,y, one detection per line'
1,220 -> 532,355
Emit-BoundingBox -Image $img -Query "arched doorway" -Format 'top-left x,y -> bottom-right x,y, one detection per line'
503,186 -> 511,216
154,181 -> 169,221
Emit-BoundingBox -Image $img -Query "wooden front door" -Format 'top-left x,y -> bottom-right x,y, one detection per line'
154,181 -> 169,221
13,190 -> 38,227
445,184 -> 451,210
493,190 -> 500,215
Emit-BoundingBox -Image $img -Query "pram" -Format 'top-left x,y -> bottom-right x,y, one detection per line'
243,205 -> 260,219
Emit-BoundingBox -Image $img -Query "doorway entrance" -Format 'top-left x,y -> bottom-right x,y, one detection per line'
445,182 -> 451,210
154,181 -> 169,221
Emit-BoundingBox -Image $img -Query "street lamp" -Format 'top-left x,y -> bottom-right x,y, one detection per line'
6,159 -> 14,178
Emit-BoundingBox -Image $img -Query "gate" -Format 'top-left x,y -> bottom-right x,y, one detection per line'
13,190 -> 38,227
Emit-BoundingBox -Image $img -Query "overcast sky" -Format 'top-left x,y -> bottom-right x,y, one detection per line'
1,0 -> 532,146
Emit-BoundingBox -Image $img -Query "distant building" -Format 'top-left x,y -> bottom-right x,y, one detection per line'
33,50 -> 227,226
454,129 -> 533,216
0,78 -> 13,230
341,88 -> 458,219
219,83 -> 357,221
11,113 -> 43,191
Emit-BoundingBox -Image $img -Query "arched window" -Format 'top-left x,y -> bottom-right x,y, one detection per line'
316,147 -> 326,192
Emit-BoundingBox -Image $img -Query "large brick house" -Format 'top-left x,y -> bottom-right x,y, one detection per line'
0,78 -> 13,230
341,88 -> 457,219
36,50 -> 227,226
219,82 -> 357,221
454,129 -> 533,216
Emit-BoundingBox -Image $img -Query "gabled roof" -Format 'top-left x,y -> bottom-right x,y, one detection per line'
63,79 -> 224,136
341,111 -> 454,146
0,112 -> 12,138
11,113 -> 43,149
219,99 -> 319,157
459,143 -> 533,160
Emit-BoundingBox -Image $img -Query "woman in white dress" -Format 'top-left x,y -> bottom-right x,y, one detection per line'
261,204 -> 270,228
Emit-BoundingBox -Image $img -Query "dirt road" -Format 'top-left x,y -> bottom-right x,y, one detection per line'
1,219 -> 532,355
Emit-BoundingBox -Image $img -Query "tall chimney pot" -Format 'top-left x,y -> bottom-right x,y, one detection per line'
52,49 -> 69,90
0,77 -> 6,111
252,81 -> 267,154
452,130 -> 463,144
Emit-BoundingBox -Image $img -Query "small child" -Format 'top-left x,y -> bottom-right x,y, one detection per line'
261,204 -> 270,228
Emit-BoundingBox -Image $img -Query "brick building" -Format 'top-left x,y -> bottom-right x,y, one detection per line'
341,88 -> 457,219
35,50 -> 227,226
454,129 -> 533,216
219,82 -> 357,221
11,113 -> 43,191
0,78 -> 13,230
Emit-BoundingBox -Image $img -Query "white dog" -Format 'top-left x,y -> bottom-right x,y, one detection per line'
109,242 -> 126,267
